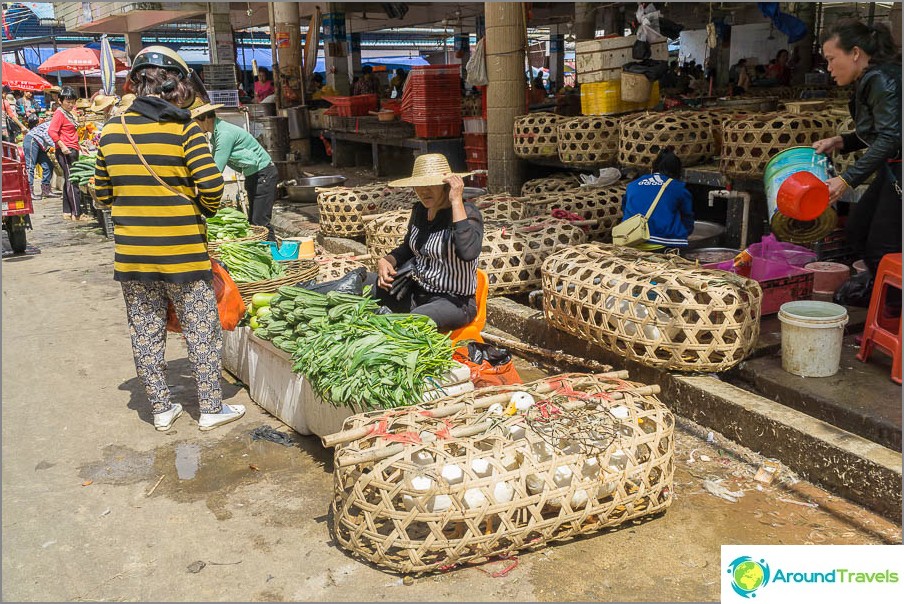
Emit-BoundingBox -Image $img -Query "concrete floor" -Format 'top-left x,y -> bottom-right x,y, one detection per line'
2,199 -> 900,602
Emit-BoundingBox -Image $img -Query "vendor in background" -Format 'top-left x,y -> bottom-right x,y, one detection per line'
766,49 -> 792,86
390,68 -> 407,98
190,100 -> 278,241
48,86 -> 85,221
253,67 -> 275,103
620,147 -> 694,250
353,65 -> 381,96
22,113 -> 55,200
728,58 -> 751,94
529,75 -> 548,105
2,86 -> 27,142
813,20 -> 901,286
368,153 -> 483,331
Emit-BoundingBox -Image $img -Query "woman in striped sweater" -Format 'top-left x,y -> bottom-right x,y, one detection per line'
94,46 -> 244,432
368,154 -> 483,331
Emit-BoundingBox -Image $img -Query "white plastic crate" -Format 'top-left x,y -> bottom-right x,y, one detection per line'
208,89 -> 240,107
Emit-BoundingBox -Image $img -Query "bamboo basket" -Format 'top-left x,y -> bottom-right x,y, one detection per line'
720,112 -> 837,178
313,254 -> 373,281
328,372 -> 675,575
234,259 -> 320,307
542,244 -> 762,371
206,224 -> 269,255
557,116 -> 621,167
473,193 -> 537,222
526,182 -> 627,243
318,184 -> 417,238
365,214 -> 587,295
830,115 -> 870,183
744,86 -> 795,99
513,112 -> 561,159
618,111 -> 714,170
521,174 -> 581,196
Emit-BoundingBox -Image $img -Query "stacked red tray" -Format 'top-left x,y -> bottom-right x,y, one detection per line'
322,94 -> 378,117
401,65 -> 462,138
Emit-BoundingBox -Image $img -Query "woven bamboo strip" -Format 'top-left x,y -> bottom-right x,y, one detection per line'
473,193 -> 537,222
313,254 -> 372,281
720,112 -> 837,178
556,116 -> 620,167
542,244 -> 762,371
513,112 -> 561,158
526,182 -> 627,243
318,184 -> 417,238
618,111 -> 714,170
234,260 -> 320,307
330,372 -> 675,575
520,173 -> 581,196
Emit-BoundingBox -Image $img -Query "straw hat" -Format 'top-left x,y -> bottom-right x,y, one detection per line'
388,153 -> 472,187
89,94 -> 116,113
188,97 -> 223,119
75,98 -> 91,109
116,93 -> 136,113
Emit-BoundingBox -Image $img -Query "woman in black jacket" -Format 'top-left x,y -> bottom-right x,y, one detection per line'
369,153 -> 483,331
814,20 -> 901,278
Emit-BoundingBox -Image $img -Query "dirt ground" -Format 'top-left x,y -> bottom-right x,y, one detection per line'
2,199 -> 900,602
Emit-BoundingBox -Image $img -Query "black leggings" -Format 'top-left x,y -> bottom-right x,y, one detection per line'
244,163 -> 278,241
845,163 -> 902,275
363,272 -> 477,332
56,149 -> 81,217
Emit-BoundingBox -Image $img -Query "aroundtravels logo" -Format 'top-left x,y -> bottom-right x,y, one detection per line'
727,556 -> 771,598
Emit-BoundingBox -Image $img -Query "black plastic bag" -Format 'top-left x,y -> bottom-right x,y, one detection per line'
632,40 -> 651,61
623,59 -> 670,82
833,271 -> 874,308
295,267 -> 367,296
466,342 -> 512,367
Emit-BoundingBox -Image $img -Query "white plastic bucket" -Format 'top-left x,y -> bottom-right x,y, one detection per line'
778,301 -> 849,377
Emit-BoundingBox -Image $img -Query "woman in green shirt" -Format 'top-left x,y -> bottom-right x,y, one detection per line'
191,101 -> 277,240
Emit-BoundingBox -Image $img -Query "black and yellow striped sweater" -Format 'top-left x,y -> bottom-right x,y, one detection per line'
94,96 -> 224,283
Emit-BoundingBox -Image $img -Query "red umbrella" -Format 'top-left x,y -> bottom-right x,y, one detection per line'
37,46 -> 128,75
1,62 -> 52,92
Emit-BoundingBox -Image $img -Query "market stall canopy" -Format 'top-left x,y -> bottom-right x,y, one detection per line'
37,46 -> 128,76
1,61 -> 52,91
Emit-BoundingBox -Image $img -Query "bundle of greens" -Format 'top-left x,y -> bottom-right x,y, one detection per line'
217,242 -> 286,283
253,286 -> 456,412
68,154 -> 97,187
207,207 -> 251,241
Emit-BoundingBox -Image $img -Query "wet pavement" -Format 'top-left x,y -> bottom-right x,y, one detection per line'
2,198 -> 900,602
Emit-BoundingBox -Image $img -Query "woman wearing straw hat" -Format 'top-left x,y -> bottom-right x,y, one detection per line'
190,99 -> 278,240
368,153 -> 484,331
88,93 -> 117,120
48,86 -> 85,220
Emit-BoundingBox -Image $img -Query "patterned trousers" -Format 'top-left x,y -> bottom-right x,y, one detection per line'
121,280 -> 223,415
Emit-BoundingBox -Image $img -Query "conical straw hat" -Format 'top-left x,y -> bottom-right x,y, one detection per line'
388,153 -> 472,187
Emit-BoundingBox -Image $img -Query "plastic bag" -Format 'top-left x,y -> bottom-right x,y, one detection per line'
453,343 -> 522,389
465,37 -> 489,88
295,267 -> 367,296
746,234 -> 816,267
635,3 -> 667,43
833,271 -> 874,308
166,259 -> 246,333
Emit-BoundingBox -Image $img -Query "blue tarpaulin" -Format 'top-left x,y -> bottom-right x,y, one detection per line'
758,2 -> 808,44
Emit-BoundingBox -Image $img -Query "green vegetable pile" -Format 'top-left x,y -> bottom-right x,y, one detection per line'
217,241 -> 286,283
207,207 -> 251,241
253,286 -> 456,411
68,154 -> 97,186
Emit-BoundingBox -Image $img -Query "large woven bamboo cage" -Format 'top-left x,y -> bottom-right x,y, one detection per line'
556,116 -> 620,167
206,225 -> 269,255
327,372 -> 675,575
521,173 -> 581,196
313,254 -> 373,281
830,115 -> 868,181
513,112 -> 561,159
318,185 -> 417,238
234,260 -> 320,307
720,112 -> 837,178
542,245 -> 762,371
473,193 -> 537,222
618,112 -> 714,170
364,213 -> 587,295
745,86 -> 795,99
526,182 -> 627,243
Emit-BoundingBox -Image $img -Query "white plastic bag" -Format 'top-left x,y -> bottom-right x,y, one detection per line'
636,3 -> 667,44
465,37 -> 489,88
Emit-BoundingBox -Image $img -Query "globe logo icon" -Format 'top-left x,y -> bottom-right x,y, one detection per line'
727,556 -> 771,598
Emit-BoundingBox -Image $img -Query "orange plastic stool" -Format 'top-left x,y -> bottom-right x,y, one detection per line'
449,269 -> 488,345
857,253 -> 902,385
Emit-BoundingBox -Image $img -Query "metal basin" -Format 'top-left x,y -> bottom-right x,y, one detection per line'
687,221 -> 726,249
283,176 -> 347,203
463,187 -> 486,200
681,247 -> 740,264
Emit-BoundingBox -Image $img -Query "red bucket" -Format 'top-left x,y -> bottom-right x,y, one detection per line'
776,171 -> 830,221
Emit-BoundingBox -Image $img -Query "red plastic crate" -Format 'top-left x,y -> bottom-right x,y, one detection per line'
465,145 -> 487,163
466,159 -> 487,172
464,133 -> 487,148
322,94 -> 378,117
414,120 -> 462,138
704,258 -> 815,315
468,173 -> 488,188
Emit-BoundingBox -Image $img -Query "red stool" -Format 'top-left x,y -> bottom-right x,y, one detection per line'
857,253 -> 902,384
449,269 -> 488,345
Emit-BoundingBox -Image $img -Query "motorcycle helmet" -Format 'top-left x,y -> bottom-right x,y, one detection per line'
129,46 -> 190,80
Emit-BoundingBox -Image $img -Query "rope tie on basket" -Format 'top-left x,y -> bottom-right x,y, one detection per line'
367,420 -> 422,444
477,555 -> 520,578
433,419 -> 456,440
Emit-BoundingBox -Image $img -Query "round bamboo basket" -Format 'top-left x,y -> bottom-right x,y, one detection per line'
313,254 -> 373,281
233,259 -> 320,307
363,209 -> 410,260
557,116 -> 620,167
206,224 -> 269,255
830,115 -> 869,182
720,112 -> 837,179
329,372 -> 675,575
318,185 -> 417,238
473,193 -> 536,222
513,112 -> 561,159
542,244 -> 762,371
521,173 -> 581,196
527,182 -> 627,243
618,111 -> 714,170
744,86 -> 795,99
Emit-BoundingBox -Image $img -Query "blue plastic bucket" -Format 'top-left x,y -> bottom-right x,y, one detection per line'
263,241 -> 300,261
764,147 -> 835,242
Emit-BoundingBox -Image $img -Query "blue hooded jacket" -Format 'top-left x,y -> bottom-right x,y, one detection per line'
621,173 -> 695,247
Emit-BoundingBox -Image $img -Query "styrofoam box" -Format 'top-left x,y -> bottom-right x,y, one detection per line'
576,36 -> 668,83
246,334 -> 472,438
221,326 -> 251,385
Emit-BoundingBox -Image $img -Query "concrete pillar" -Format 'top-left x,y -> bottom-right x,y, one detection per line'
272,1 -> 302,108
548,25 -> 565,93
890,5 -> 902,48
124,32 -> 143,60
485,2 -> 527,194
793,1 -> 817,85
323,3 -> 350,95
206,3 -> 235,65
347,31 -> 362,86
599,5 -> 619,37
574,2 -> 597,41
